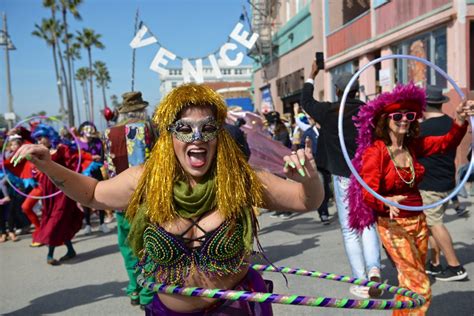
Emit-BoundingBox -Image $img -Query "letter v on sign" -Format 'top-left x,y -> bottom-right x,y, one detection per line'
130,25 -> 158,49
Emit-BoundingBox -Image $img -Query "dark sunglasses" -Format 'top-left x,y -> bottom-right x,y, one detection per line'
387,112 -> 417,122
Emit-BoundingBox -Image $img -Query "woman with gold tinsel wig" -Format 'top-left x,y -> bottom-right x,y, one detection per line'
11,83 -> 324,315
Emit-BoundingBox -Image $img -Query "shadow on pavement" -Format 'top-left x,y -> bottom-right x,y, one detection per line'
441,198 -> 471,223
4,281 -> 127,315
454,241 -> 474,266
61,243 -> 119,265
258,216 -> 337,236
429,290 -> 474,315
254,235 -> 321,263
73,228 -> 117,243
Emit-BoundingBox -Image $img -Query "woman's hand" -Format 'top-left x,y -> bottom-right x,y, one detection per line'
293,103 -> 300,115
455,100 -> 474,124
11,144 -> 51,169
311,60 -> 319,79
384,195 -> 406,220
283,137 -> 318,183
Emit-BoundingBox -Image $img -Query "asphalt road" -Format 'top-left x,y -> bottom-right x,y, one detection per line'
1,198 -> 472,316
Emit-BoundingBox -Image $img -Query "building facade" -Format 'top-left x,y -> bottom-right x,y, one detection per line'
251,0 -> 473,164
159,64 -> 253,98
251,0 -> 324,115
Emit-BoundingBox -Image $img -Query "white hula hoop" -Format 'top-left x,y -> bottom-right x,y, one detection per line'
338,54 -> 474,211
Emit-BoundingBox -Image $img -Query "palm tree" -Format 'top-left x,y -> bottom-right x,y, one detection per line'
43,0 -> 73,125
65,41 -> 82,124
76,28 -> 104,122
75,67 -> 91,121
59,0 -> 82,126
110,94 -> 119,108
32,18 -> 65,119
93,60 -> 111,110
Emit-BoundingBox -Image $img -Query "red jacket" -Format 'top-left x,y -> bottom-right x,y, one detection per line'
360,121 -> 467,218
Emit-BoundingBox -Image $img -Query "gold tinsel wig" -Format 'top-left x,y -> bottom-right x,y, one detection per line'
126,83 -> 263,232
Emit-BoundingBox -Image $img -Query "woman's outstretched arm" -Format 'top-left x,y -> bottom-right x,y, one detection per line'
11,144 -> 142,210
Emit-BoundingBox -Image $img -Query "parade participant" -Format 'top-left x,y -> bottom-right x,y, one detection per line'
265,111 -> 293,219
0,178 -> 11,243
29,124 -> 83,265
21,183 -> 43,247
348,83 -> 472,315
3,130 -> 43,245
418,86 -> 468,281
3,137 -> 27,241
10,133 -> 44,246
298,117 -> 331,225
0,131 -> 9,242
301,61 -> 382,298
0,178 -> 10,205
77,121 -> 110,234
265,111 -> 291,149
13,83 -> 323,315
103,91 -> 156,309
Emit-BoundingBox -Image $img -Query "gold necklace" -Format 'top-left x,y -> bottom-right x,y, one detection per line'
386,145 -> 416,188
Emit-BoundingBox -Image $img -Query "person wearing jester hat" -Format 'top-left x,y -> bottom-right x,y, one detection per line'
12,83 -> 323,315
348,83 -> 474,315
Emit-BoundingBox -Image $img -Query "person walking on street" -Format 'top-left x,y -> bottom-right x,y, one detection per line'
103,91 -> 156,309
418,85 -> 469,281
298,116 -> 331,224
30,124 -> 83,265
301,60 -> 382,298
265,111 -> 293,219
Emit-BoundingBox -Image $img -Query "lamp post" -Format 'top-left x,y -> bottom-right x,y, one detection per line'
0,13 -> 16,130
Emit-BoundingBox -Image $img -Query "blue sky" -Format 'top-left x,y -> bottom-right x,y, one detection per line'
0,0 -> 252,127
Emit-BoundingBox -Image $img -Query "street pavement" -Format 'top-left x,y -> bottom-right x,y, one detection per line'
1,198 -> 473,316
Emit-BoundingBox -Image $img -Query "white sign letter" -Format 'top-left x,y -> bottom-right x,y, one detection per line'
208,54 -> 222,79
150,47 -> 176,76
219,43 -> 244,67
229,22 -> 259,49
182,59 -> 204,83
130,25 -> 158,49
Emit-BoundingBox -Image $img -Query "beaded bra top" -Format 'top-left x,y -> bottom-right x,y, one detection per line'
136,213 -> 247,285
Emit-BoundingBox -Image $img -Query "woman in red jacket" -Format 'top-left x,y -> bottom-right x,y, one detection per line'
348,83 -> 472,315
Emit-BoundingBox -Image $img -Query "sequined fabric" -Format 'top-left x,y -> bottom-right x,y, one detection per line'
137,220 -> 247,285
377,214 -> 431,315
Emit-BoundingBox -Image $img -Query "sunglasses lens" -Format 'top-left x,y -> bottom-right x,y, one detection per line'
392,113 -> 403,121
406,113 -> 416,121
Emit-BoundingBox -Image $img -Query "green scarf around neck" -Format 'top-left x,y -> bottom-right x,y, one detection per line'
173,177 -> 216,218
128,175 -> 255,256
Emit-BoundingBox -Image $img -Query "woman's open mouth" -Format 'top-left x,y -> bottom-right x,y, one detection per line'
187,148 -> 208,168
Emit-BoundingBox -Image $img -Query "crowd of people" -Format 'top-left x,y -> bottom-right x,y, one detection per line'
1,70 -> 473,315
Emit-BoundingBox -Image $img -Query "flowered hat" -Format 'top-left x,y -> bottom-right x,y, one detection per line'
347,82 -> 426,232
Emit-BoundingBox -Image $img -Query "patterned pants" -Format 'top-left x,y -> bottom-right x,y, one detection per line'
377,214 -> 431,316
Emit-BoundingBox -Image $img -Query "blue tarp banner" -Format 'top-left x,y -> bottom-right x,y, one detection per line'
225,97 -> 254,111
